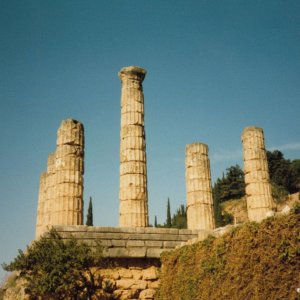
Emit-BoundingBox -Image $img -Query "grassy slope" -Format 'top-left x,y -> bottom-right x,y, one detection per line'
158,209 -> 300,300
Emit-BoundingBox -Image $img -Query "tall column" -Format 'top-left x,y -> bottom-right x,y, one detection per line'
119,66 -> 149,227
185,143 -> 215,230
35,172 -> 47,239
54,119 -> 84,225
242,126 -> 274,222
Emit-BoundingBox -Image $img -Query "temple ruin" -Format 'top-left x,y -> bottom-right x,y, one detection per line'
35,67 -> 277,236
119,66 -> 149,227
241,126 -> 274,222
185,143 -> 215,230
34,66 -> 280,299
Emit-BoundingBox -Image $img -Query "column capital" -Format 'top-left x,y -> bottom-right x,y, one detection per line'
186,143 -> 208,155
242,126 -> 263,135
118,66 -> 147,82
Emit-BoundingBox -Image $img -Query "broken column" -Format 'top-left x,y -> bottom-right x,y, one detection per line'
44,152 -> 56,226
35,153 -> 56,239
119,66 -> 149,227
241,126 -> 274,222
185,143 -> 215,230
53,119 -> 84,225
35,172 -> 47,239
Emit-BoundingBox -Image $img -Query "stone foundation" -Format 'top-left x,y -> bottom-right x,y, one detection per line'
96,259 -> 160,300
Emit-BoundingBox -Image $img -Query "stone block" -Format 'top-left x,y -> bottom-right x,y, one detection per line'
142,267 -> 158,280
146,248 -> 165,258
120,161 -> 146,175
128,247 -> 146,258
116,279 -> 135,289
127,240 -> 145,247
131,279 -> 148,290
139,288 -> 156,299
163,241 -> 181,248
121,125 -> 144,138
104,247 -> 129,257
121,111 -> 144,126
120,149 -> 146,163
120,136 -> 146,151
118,268 -> 133,279
144,240 -> 163,248
112,240 -> 126,247
113,289 -> 136,300
132,269 -> 143,280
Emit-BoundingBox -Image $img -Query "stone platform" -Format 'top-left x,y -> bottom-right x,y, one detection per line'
53,225 -> 200,258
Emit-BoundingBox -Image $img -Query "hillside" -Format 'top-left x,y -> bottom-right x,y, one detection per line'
220,193 -> 300,225
158,205 -> 300,300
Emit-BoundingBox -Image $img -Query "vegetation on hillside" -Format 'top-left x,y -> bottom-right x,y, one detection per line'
2,230 -> 108,300
157,205 -> 300,300
154,199 -> 187,229
153,150 -> 300,229
213,150 -> 300,227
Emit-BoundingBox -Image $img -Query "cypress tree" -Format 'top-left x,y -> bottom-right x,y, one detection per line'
86,197 -> 93,226
166,198 -> 172,228
154,216 -> 158,227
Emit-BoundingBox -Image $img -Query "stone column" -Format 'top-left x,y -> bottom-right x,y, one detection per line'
119,66 -> 149,227
35,172 -> 47,239
44,152 -> 56,226
54,119 -> 84,225
185,143 -> 215,230
241,126 -> 274,222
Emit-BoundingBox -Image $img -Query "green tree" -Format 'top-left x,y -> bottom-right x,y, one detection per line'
213,165 -> 245,205
267,150 -> 300,194
165,198 -> 172,228
86,197 -> 93,226
290,159 -> 300,193
267,150 -> 291,191
154,216 -> 158,227
220,165 -> 245,201
2,229 -> 104,299
213,178 -> 223,227
212,165 -> 245,227
171,205 -> 187,229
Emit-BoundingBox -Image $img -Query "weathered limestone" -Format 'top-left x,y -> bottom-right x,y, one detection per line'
185,143 -> 215,230
35,119 -> 84,239
35,172 -> 47,238
241,126 -> 274,222
52,119 -> 84,225
44,153 -> 56,226
119,66 -> 149,227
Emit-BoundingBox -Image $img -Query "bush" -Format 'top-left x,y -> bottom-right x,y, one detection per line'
2,229 -> 104,299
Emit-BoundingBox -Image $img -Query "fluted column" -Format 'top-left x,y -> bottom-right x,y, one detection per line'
119,66 -> 149,227
53,119 -> 84,225
44,152 -> 56,226
185,143 -> 215,230
35,172 -> 47,239
242,126 -> 274,222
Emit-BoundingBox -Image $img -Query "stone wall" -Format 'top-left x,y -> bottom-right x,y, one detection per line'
51,226 -> 200,299
96,260 -> 160,300
53,226 -> 199,259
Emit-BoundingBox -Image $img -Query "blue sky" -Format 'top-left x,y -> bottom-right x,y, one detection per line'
1,0 -> 299,280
